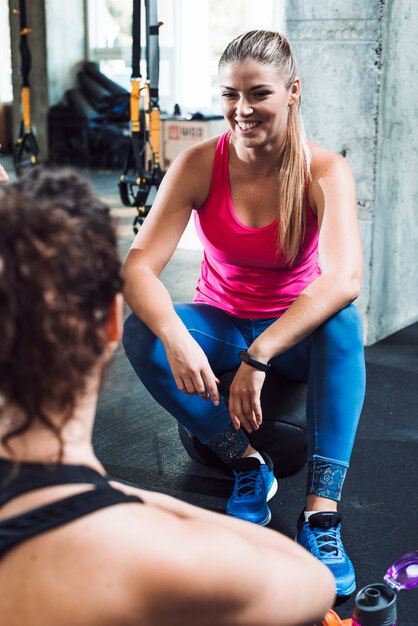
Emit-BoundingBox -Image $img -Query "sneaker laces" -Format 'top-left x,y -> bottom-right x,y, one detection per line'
313,526 -> 342,558
233,468 -> 262,499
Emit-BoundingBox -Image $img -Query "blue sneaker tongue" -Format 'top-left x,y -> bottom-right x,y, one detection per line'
308,513 -> 343,556
308,511 -> 342,529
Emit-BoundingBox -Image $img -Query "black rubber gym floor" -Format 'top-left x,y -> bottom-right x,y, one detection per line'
2,159 -> 416,622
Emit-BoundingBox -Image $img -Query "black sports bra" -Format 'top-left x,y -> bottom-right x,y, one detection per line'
0,459 -> 142,558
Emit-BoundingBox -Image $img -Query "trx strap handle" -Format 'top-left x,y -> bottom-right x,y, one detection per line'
13,0 -> 40,174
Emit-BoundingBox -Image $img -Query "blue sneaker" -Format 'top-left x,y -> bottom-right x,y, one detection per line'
226,453 -> 278,525
296,510 -> 356,598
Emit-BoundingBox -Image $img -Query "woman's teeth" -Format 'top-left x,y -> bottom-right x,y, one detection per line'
237,121 -> 261,131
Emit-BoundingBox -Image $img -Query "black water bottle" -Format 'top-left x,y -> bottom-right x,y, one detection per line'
351,583 -> 397,626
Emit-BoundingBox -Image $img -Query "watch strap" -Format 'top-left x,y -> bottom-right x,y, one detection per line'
239,350 -> 271,372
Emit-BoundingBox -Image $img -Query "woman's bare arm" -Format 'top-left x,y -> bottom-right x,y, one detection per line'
122,138 -> 222,403
229,146 -> 363,430
123,139 -> 215,332
251,147 -> 362,359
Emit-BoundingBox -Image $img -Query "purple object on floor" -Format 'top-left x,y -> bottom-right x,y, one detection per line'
384,550 -> 418,592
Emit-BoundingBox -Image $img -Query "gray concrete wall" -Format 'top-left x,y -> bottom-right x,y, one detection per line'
370,0 -> 418,342
286,0 -> 418,343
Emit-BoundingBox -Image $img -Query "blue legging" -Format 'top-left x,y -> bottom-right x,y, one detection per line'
123,302 -> 366,501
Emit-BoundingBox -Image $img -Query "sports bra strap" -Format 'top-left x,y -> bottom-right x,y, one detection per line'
0,459 -> 111,507
0,486 -> 142,558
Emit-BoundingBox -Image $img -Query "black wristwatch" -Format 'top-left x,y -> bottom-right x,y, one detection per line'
239,350 -> 271,372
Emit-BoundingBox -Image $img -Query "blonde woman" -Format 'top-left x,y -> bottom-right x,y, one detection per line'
123,30 -> 366,599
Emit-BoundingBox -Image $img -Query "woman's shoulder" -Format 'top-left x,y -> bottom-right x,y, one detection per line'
163,134 -> 223,209
172,134 -> 221,172
0,499 -> 156,626
58,499 -> 225,624
308,141 -> 353,181
33,499 -> 199,624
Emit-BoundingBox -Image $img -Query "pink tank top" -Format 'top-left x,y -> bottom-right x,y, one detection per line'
193,132 -> 321,318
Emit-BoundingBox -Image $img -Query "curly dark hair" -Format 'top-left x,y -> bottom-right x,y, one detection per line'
0,167 -> 123,456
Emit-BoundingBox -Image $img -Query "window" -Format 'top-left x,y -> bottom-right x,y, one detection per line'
207,0 -> 285,112
87,0 -> 175,111
87,0 -> 284,115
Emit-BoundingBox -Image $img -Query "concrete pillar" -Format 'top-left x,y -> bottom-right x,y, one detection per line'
370,0 -> 418,342
286,0 -> 418,343
9,0 -> 86,160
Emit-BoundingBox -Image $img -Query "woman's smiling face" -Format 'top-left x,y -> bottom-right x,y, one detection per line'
219,60 -> 300,150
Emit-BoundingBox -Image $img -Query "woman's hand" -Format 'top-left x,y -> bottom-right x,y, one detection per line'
228,364 -> 266,433
163,331 -> 220,405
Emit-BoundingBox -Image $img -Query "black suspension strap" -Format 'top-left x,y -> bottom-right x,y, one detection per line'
12,0 -> 40,175
146,0 -> 163,183
129,0 -> 145,180
119,0 -> 164,233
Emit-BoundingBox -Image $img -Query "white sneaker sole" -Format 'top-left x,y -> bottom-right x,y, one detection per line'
267,477 -> 278,502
